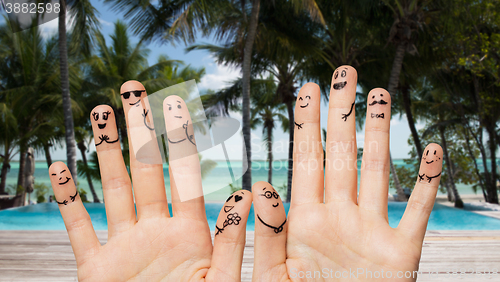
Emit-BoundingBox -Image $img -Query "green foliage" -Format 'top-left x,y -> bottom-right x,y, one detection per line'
34,182 -> 49,203
78,188 -> 89,203
274,182 -> 288,200
6,184 -> 23,195
228,183 -> 242,195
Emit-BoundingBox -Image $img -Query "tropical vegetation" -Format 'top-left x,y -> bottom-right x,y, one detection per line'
0,0 -> 498,209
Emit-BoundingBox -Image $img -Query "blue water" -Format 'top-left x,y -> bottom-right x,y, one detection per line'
1,202 -> 500,230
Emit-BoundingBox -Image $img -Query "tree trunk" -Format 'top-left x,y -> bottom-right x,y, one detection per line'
390,153 -> 406,201
43,143 -> 52,168
241,0 -> 260,191
16,148 -> 26,206
0,152 -> 10,194
485,124 -> 499,204
401,85 -> 423,159
471,74 -> 497,204
267,124 -> 273,185
463,127 -> 487,200
59,0 -> 78,186
387,42 -> 407,201
77,141 -> 100,203
285,101 -> 294,202
444,179 -> 454,202
439,126 -> 463,208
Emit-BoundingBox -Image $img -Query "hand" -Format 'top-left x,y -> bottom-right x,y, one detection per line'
49,80 -> 252,281
251,66 -> 443,281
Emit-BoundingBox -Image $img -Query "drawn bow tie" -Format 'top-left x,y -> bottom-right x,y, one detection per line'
371,113 -> 384,118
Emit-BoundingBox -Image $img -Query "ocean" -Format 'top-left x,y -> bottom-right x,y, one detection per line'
2,159 -> 490,202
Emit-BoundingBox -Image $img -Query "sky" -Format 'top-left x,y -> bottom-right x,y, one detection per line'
9,1 -> 424,162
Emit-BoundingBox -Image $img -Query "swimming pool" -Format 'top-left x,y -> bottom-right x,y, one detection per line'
1,202 -> 500,230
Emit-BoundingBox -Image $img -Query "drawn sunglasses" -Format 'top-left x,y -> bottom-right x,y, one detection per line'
260,191 -> 279,199
121,90 -> 145,99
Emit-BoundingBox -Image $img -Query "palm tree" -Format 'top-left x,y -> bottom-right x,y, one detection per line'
104,0 -> 324,192
0,22 -> 73,205
202,76 -> 288,185
249,77 -> 288,185
190,1 -> 326,200
75,126 -> 100,203
378,0 -> 445,201
86,21 -> 177,155
58,0 -> 101,186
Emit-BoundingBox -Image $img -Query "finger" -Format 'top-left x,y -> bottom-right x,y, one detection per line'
91,105 -> 136,238
325,65 -> 358,204
121,81 -> 169,220
398,143 -> 443,242
291,82 -> 324,207
252,181 -> 287,280
164,95 -> 206,219
49,162 -> 100,265
358,88 -> 391,220
208,190 -> 252,281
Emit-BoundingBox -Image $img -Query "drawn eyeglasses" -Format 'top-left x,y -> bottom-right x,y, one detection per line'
121,90 -> 145,99
260,191 -> 279,199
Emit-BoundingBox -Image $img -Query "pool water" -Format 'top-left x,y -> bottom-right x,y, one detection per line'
1,202 -> 500,230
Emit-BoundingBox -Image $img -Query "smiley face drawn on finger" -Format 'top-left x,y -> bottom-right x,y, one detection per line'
223,192 -> 244,213
333,67 -> 348,90
368,93 -> 388,106
259,187 -> 280,207
92,110 -> 111,130
91,107 -> 119,146
121,89 -> 146,107
165,99 -> 196,146
423,149 -> 441,164
419,147 -> 443,183
298,95 -> 311,108
216,191 -> 245,236
51,169 -> 72,185
256,187 -> 286,233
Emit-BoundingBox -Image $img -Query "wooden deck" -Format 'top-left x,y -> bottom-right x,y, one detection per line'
1,231 -> 499,281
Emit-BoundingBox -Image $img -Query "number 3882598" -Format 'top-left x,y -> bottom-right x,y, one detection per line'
4,2 -> 61,14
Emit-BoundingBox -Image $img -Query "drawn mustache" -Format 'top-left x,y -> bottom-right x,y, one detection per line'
369,99 -> 388,106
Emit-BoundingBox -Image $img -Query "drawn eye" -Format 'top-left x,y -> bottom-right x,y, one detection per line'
299,97 -> 303,101
102,111 -> 110,121
305,95 -> 311,99
133,90 -> 143,98
380,94 -> 383,97
334,71 -> 339,79
341,70 -> 346,77
263,191 -> 273,199
121,92 -> 131,99
168,106 -> 172,111
426,150 -> 429,156
372,95 -> 375,99
92,112 -> 99,121
434,150 -> 437,155
177,105 -> 181,109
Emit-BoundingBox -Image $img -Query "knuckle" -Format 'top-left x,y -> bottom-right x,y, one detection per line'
103,176 -> 130,191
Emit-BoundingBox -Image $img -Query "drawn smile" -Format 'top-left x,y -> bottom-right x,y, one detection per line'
300,103 -> 309,108
59,177 -> 71,185
272,203 -> 279,207
174,116 -> 182,119
333,81 -> 347,90
167,137 -> 186,144
426,160 -> 434,164
98,123 -> 106,129
130,100 -> 140,106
